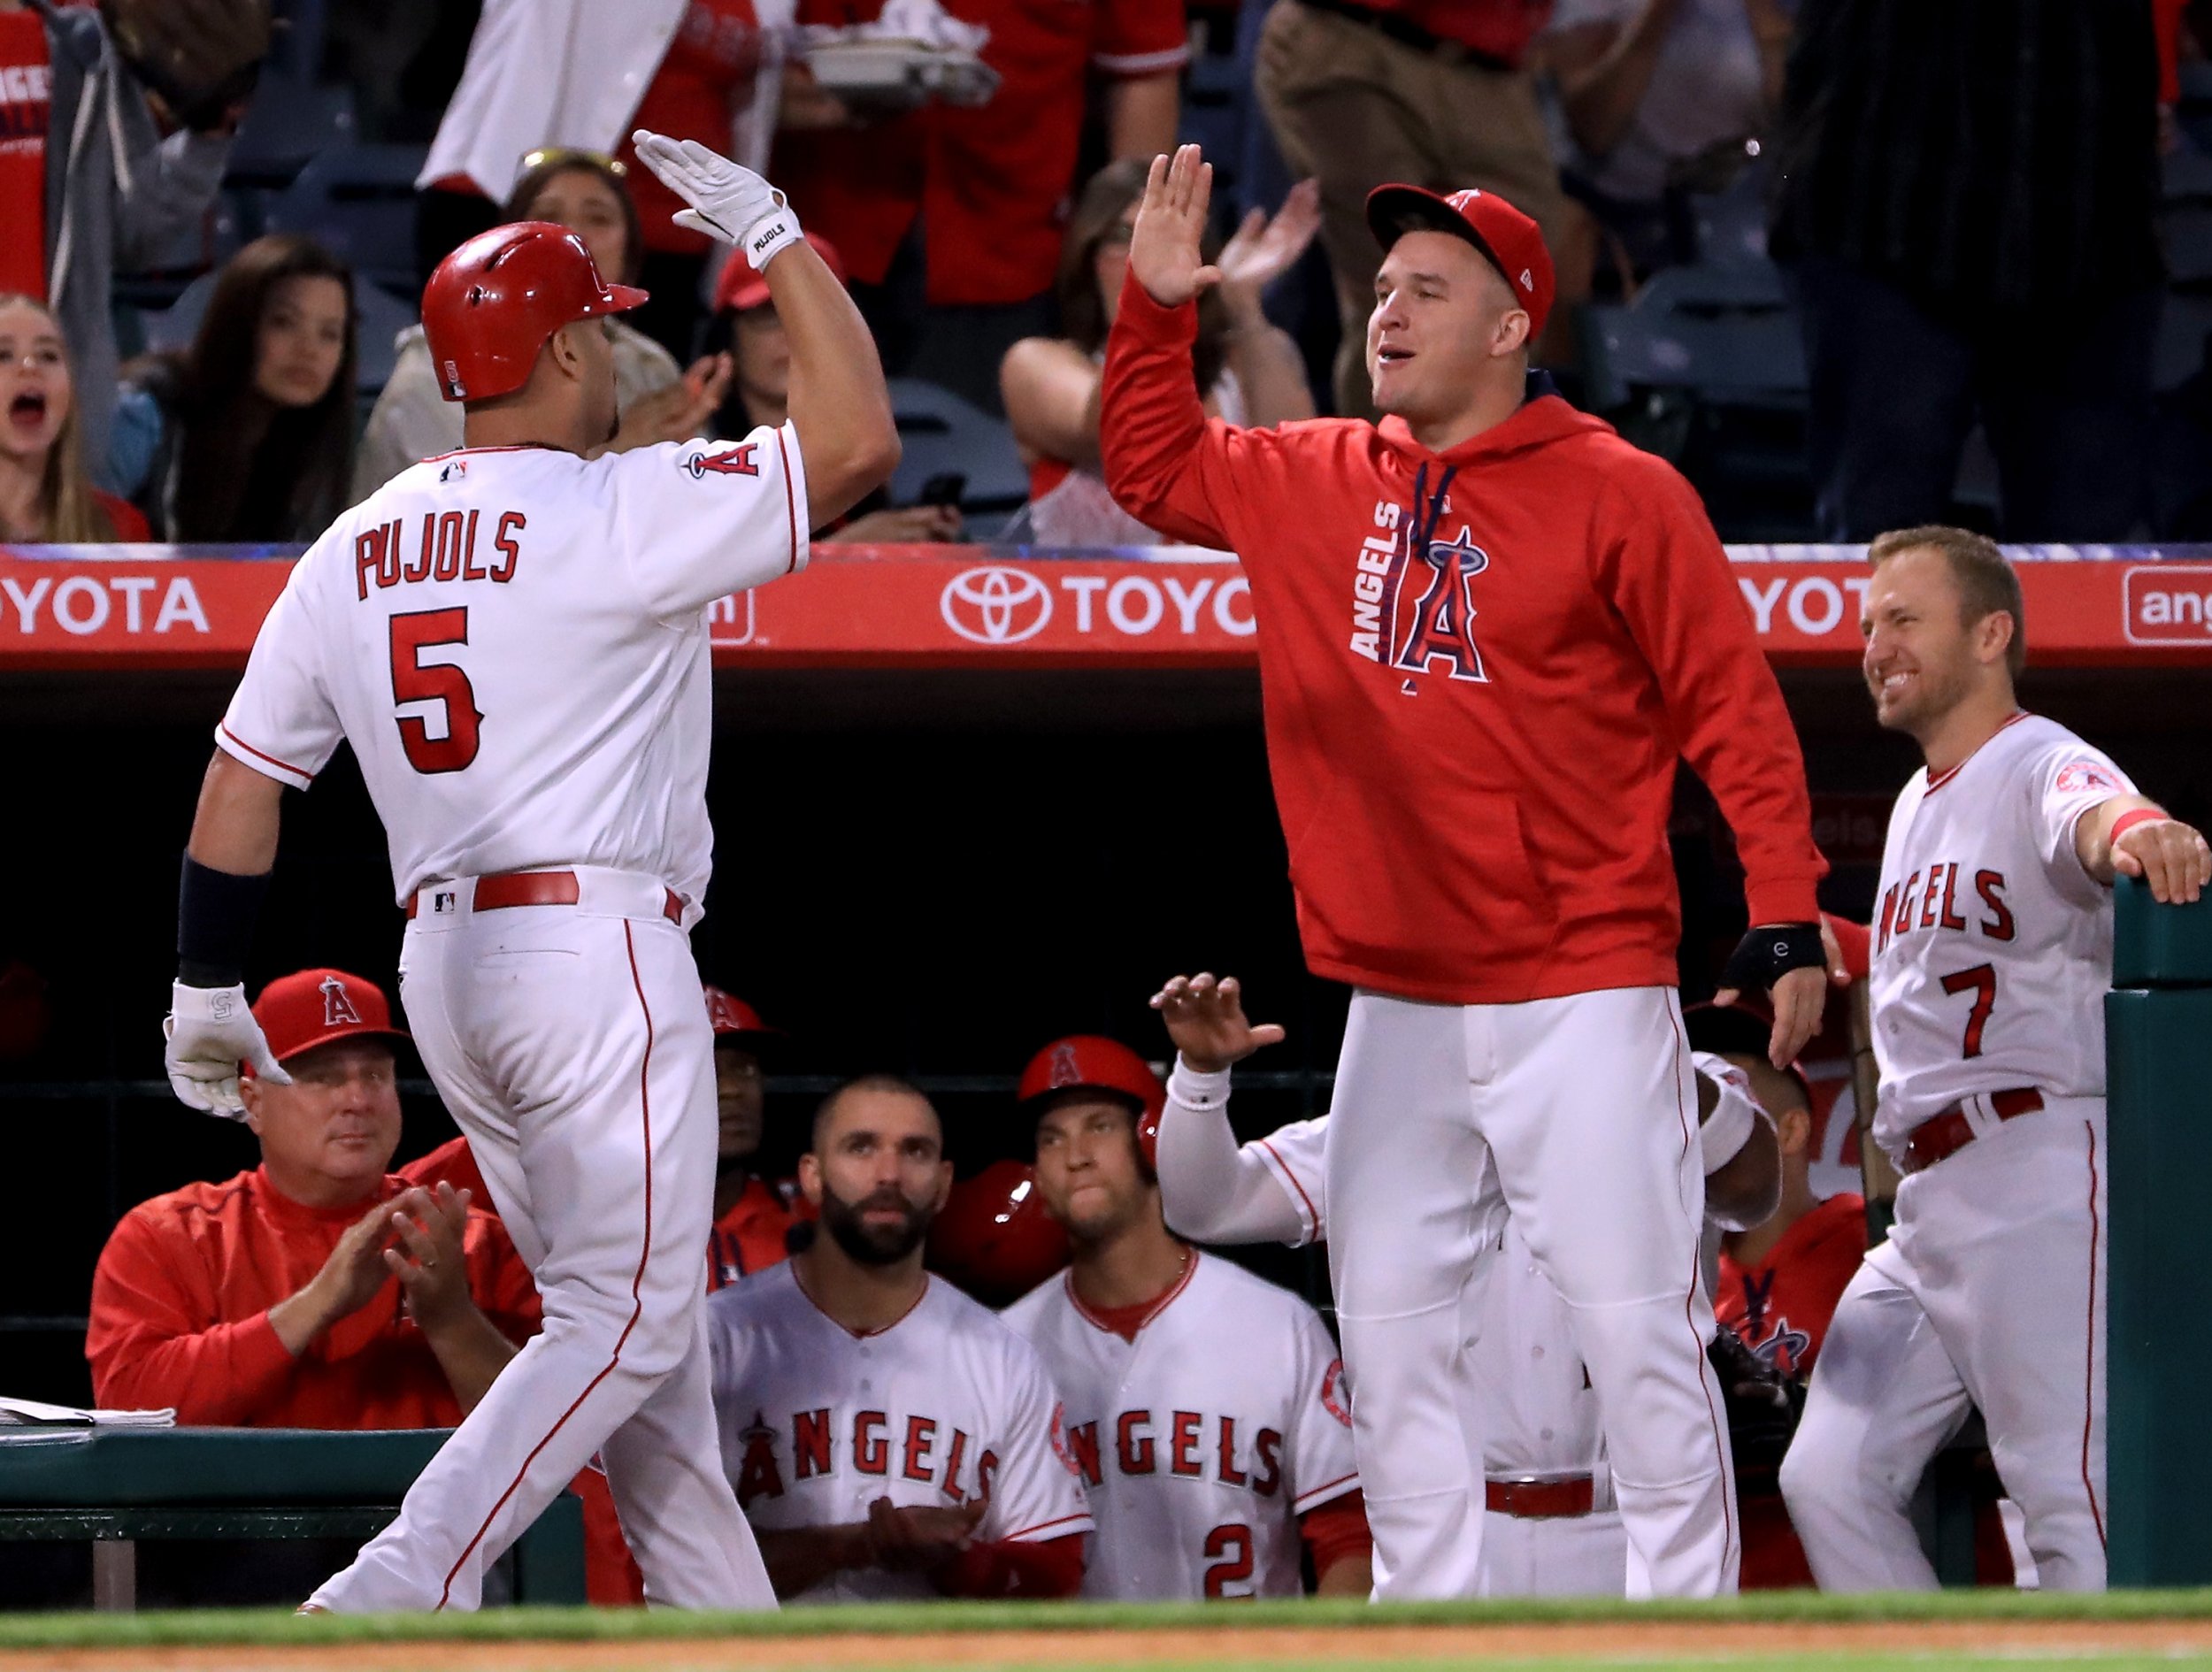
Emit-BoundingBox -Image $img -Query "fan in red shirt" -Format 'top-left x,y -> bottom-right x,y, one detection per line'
0,5 -> 50,302
1100,146 -> 1827,1599
778,0 -> 1186,407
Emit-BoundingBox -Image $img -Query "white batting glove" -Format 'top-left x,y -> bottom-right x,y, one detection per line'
164,981 -> 289,1118
632,129 -> 803,268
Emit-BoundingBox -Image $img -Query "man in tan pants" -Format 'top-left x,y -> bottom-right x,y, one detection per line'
1256,0 -> 1572,417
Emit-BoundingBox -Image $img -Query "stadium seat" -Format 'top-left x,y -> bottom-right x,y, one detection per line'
885,378 -> 1031,518
225,80 -> 358,188
1580,262 -> 1807,413
263,143 -> 430,301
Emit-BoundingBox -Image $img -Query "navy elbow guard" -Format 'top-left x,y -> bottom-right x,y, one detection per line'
177,854 -> 272,988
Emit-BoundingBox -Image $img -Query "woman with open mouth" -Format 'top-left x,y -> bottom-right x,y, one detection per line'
0,295 -> 150,545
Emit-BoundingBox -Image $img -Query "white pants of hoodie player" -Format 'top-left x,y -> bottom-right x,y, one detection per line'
1325,986 -> 1737,1600
311,871 -> 774,1612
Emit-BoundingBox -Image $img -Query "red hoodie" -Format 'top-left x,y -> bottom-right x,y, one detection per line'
1101,279 -> 1823,1005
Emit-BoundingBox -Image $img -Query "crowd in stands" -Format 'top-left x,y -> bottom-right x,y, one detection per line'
4,0 -> 2204,553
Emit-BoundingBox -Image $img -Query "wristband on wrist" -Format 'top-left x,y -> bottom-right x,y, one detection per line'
2108,806 -> 2169,848
178,853 -> 271,988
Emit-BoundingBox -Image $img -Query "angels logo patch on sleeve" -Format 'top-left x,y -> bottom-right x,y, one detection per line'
2055,761 -> 2123,794
684,444 -> 759,480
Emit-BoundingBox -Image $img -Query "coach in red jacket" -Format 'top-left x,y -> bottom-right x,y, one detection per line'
1101,146 -> 1828,1599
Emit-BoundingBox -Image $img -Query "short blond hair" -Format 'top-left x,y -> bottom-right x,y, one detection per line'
1869,525 -> 2025,678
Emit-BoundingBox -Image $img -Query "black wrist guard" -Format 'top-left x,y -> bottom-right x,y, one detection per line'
178,854 -> 270,988
1719,922 -> 1824,993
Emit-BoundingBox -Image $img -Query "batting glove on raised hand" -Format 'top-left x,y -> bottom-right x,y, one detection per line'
165,980 -> 288,1117
632,130 -> 803,269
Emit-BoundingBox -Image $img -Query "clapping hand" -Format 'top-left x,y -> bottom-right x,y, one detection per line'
1216,179 -> 1321,323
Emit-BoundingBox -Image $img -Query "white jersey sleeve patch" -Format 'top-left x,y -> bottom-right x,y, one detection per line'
217,550 -> 344,789
616,423 -> 810,619
2029,743 -> 2137,899
1285,1308 -> 1361,1515
981,1347 -> 1095,1546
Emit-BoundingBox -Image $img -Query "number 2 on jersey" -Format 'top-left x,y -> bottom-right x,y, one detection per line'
1202,1522 -> 1253,1599
389,608 -> 483,773
1939,963 -> 1997,1058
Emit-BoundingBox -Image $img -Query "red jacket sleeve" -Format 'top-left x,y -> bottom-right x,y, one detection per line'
1824,912 -> 1870,982
86,1208 -> 298,1424
1594,460 -> 1825,926
1100,272 -> 1285,550
933,1531 -> 1086,1599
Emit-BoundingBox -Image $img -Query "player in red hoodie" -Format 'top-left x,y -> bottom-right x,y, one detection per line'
1100,147 -> 1829,1599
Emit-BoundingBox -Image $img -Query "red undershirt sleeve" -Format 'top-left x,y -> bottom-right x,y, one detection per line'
933,1531 -> 1086,1599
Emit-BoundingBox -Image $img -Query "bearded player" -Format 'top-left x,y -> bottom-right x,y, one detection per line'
157,133 -> 896,1610
1101,143 -> 1826,1596
1779,526 -> 2208,1591
707,1076 -> 1089,1600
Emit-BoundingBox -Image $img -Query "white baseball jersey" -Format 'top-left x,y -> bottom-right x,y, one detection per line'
217,433 -> 808,909
707,1262 -> 1092,1602
1001,1252 -> 1359,1599
1868,712 -> 2131,1156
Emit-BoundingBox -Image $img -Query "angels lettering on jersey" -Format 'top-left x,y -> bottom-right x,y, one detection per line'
1345,496 -> 1493,684
726,1400 -> 1045,1511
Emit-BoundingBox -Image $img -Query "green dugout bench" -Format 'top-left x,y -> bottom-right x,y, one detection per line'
0,1426 -> 586,1609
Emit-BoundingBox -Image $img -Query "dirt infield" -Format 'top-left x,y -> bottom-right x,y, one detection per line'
19,1616 -> 2212,1672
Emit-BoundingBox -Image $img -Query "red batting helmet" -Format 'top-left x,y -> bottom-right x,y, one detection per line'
703,986 -> 781,1047
926,1159 -> 1071,1306
421,220 -> 648,403
1018,1035 -> 1167,1175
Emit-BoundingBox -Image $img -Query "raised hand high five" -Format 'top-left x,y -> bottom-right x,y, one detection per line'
1149,972 -> 1286,1075
1129,144 -> 1224,310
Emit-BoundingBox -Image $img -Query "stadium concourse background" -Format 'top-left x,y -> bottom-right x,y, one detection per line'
0,543 -> 2208,1607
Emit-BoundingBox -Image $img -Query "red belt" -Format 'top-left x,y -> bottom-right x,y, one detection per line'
1901,1088 -> 2044,1175
1484,1476 -> 1595,1520
406,869 -> 682,924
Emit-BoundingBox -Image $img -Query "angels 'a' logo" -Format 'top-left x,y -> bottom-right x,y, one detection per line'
319,976 -> 362,1028
685,444 -> 759,479
1320,1358 -> 1352,1427
1047,1042 -> 1083,1088
733,1410 -> 785,1507
1390,525 -> 1490,684
2055,762 -> 2123,795
1748,1320 -> 1814,1380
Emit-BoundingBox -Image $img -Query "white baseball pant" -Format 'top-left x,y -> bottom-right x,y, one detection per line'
1325,986 -> 1737,1599
1779,1102 -> 2106,1591
310,870 -> 774,1611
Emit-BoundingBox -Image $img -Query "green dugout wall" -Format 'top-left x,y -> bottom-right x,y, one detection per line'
2107,877 -> 2212,1586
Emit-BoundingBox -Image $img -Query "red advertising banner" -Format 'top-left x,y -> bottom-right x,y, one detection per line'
4,546 -> 2211,671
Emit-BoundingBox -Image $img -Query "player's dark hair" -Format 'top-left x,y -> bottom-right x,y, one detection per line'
1054,159 -> 1228,401
1869,524 -> 2026,678
810,1073 -> 940,1154
163,234 -> 358,542
506,153 -> 646,287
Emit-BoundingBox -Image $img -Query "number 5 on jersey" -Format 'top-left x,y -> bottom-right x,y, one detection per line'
390,608 -> 482,773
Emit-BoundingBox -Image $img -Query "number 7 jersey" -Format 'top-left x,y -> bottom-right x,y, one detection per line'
216,433 -> 808,911
1867,710 -> 2133,1160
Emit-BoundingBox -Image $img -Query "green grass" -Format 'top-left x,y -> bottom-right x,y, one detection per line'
5,1591 -> 2212,1652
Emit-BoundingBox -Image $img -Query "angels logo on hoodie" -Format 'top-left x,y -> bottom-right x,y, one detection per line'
1389,525 -> 1490,683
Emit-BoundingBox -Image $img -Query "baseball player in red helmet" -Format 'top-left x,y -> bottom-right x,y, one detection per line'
1099,144 -> 1828,1598
703,986 -> 804,1290
157,132 -> 896,1612
1002,1034 -> 1372,1600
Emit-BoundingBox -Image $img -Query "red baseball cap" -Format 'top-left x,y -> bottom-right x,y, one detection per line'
713,232 -> 847,315
250,969 -> 409,1069
703,986 -> 781,1046
1364,183 -> 1555,340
